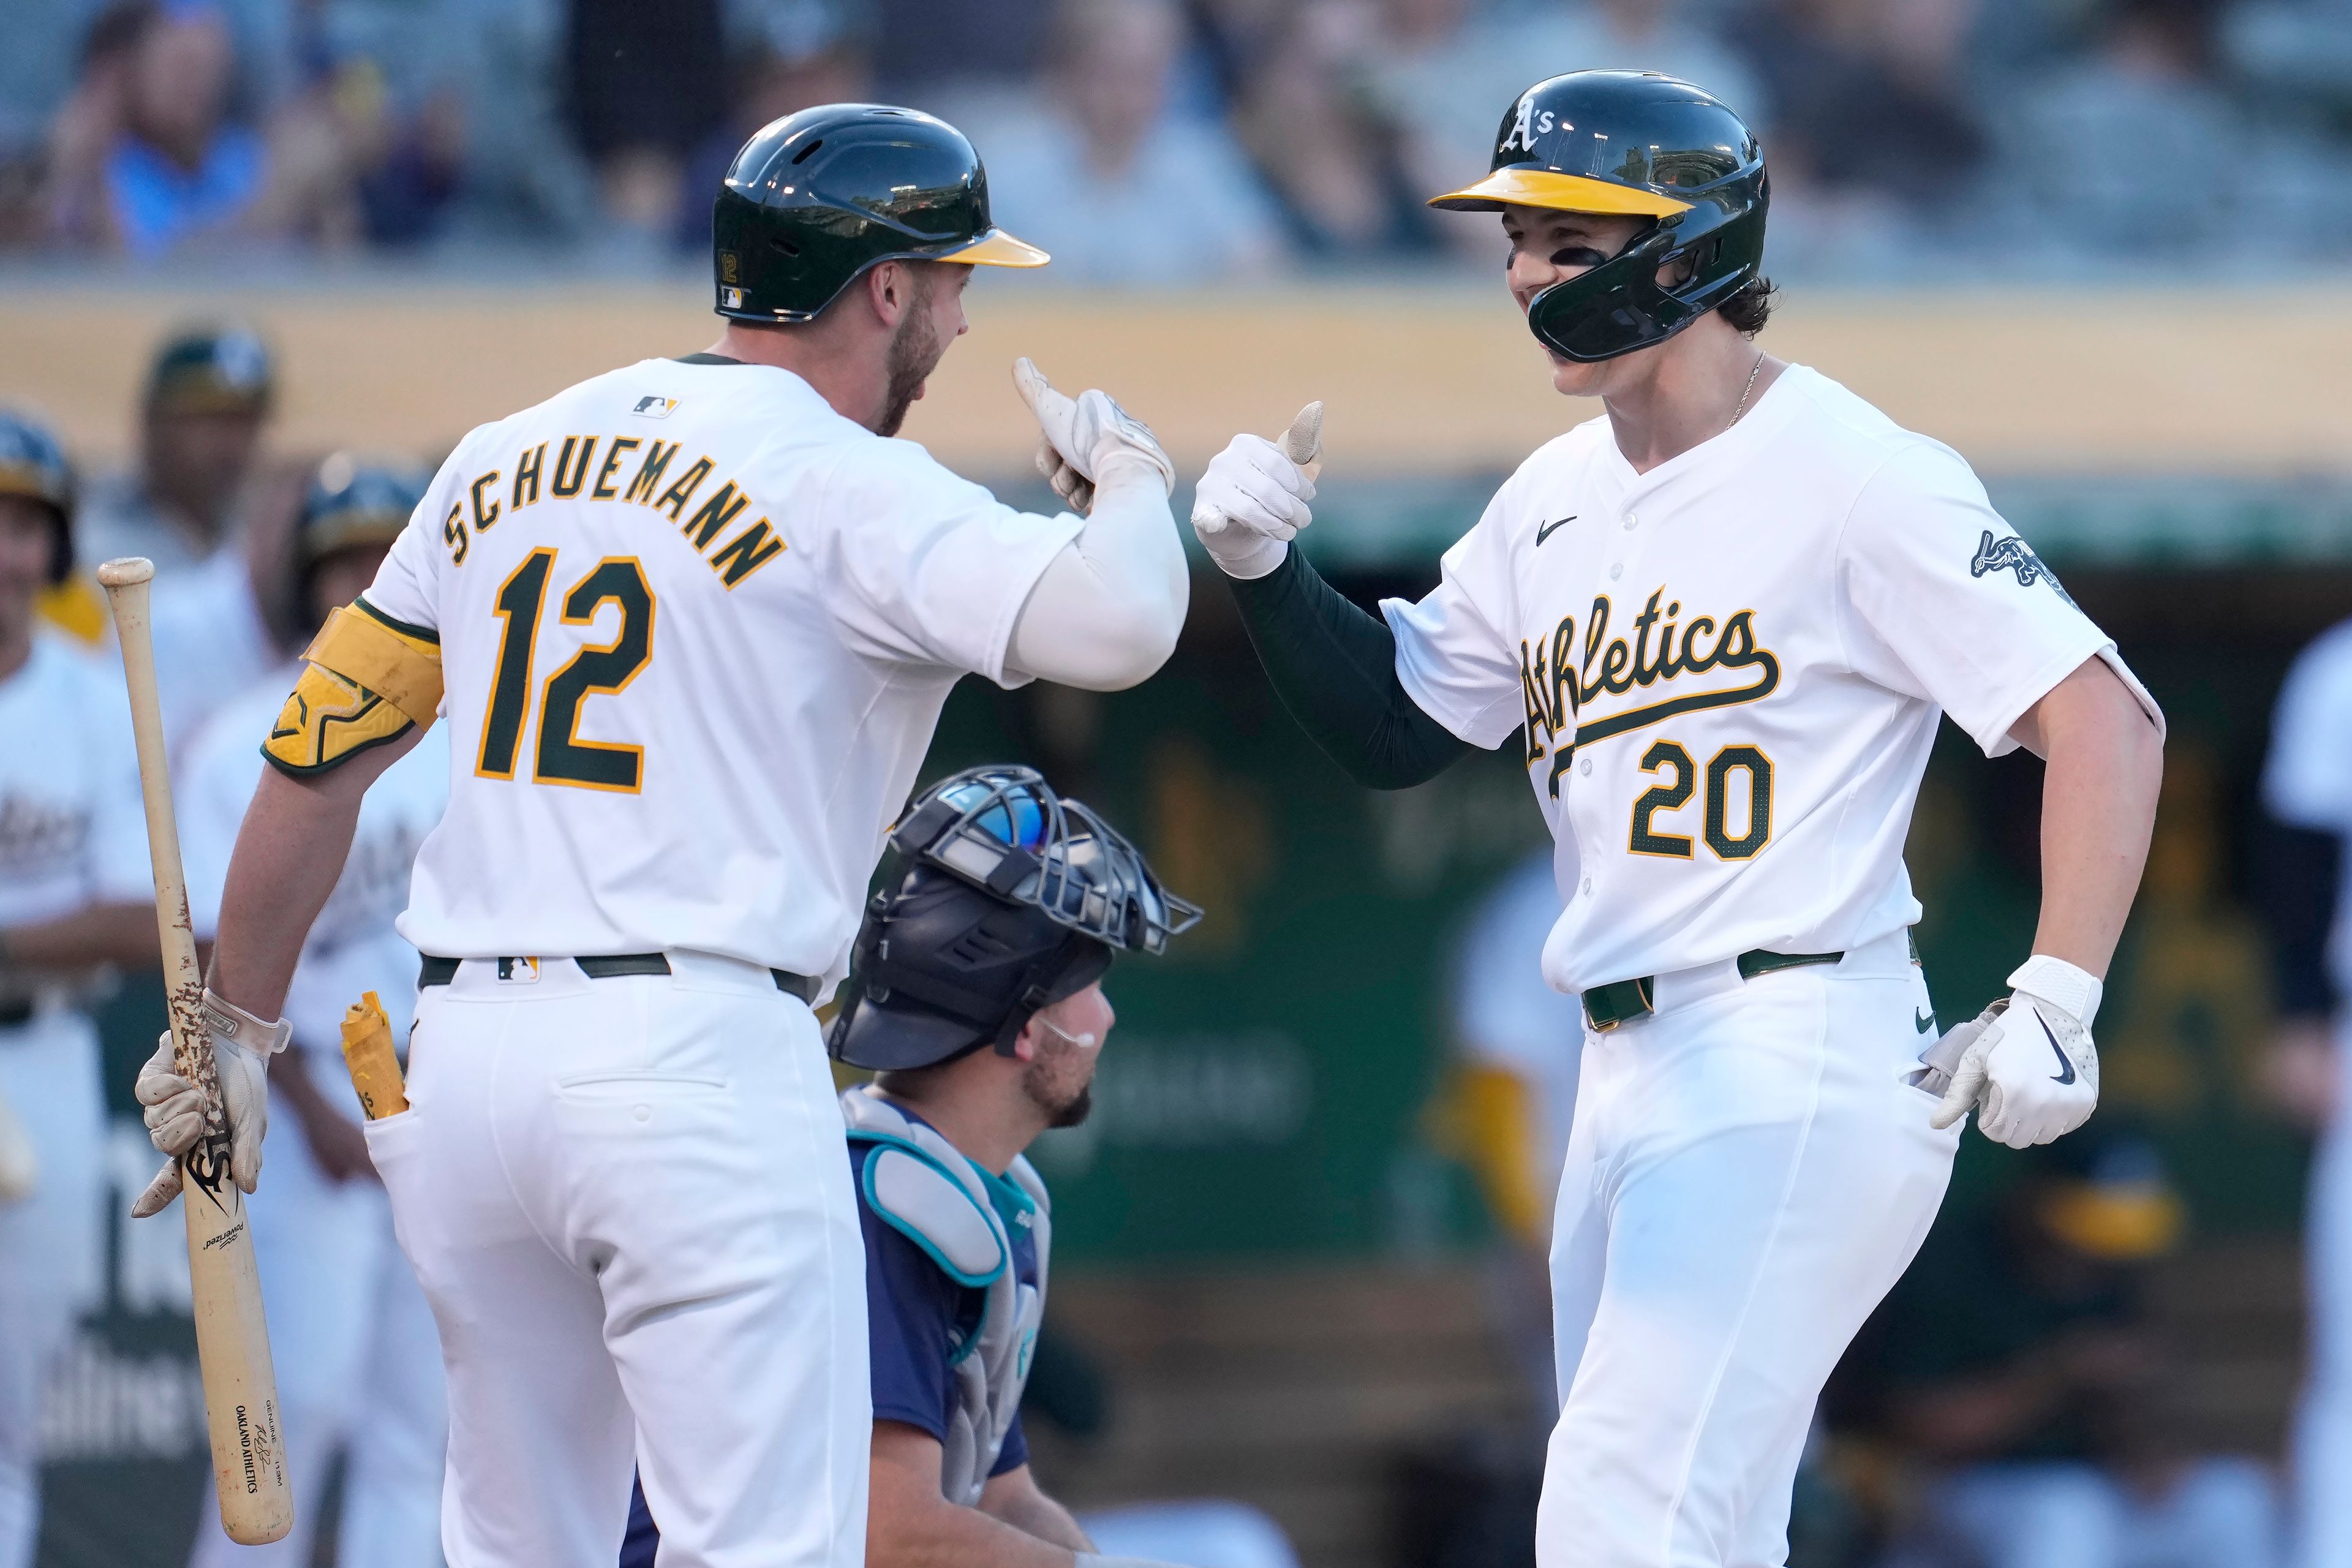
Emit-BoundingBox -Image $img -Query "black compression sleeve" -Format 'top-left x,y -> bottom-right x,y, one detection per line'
2257,814 -> 2342,1019
1225,549 -> 1472,790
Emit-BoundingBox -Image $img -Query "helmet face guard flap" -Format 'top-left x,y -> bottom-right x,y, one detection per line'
1428,70 -> 1770,364
826,766 -> 1200,1071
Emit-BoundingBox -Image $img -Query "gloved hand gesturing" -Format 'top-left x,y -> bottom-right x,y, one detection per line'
1191,402 -> 1324,580
1012,357 -> 1175,512
1924,955 -> 2101,1149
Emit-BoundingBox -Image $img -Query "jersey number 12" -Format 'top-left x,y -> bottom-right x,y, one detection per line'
476,548 -> 656,793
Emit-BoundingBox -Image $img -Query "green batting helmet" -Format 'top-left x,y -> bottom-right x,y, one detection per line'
1430,71 -> 1768,363
711,103 -> 1047,324
299,454 -> 426,569
0,409 -> 76,585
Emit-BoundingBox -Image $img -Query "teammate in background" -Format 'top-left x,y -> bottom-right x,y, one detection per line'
141,104 -> 1191,1567
2258,619 -> 2352,1568
1865,1130 -> 2282,1568
626,766 -> 1200,1568
0,410 -> 159,1568
70,326 -> 284,745
1189,71 -> 2165,1567
1440,847 -> 1582,1405
173,458 -> 449,1568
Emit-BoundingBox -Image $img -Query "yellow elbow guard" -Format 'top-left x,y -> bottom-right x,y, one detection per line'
262,601 -> 443,775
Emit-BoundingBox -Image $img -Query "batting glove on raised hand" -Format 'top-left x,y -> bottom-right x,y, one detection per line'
1926,955 -> 2101,1148
1012,357 -> 1175,512
130,992 -> 287,1217
1191,402 -> 1324,580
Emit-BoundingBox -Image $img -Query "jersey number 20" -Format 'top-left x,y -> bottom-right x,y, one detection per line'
477,548 -> 655,793
1629,740 -> 1773,860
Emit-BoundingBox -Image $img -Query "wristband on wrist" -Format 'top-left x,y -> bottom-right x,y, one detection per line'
200,989 -> 292,1056
2008,954 -> 2103,1030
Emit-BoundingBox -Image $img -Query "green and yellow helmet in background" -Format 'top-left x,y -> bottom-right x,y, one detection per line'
0,408 -> 76,586
1430,70 -> 1769,363
711,103 -> 1049,324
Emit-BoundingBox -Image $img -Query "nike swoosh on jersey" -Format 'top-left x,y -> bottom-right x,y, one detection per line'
2036,1011 -> 2076,1084
1535,516 -> 1577,545
1915,1008 -> 1936,1033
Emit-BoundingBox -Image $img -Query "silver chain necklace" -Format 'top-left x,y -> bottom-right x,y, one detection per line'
1725,352 -> 1766,433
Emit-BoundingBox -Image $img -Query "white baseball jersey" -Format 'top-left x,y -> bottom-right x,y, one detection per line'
183,665 -> 450,1079
2263,619 -> 2352,1001
0,634 -> 151,934
358,356 -> 1084,981
1387,365 -> 2163,994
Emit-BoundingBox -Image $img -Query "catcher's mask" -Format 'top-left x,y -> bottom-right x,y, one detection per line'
826,765 -> 1199,1072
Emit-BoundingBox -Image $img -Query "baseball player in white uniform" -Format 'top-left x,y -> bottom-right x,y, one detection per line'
0,410 -> 159,1568
134,104 -> 1190,1568
176,458 -> 449,1568
2260,620 -> 2352,1568
1189,72 -> 2166,1567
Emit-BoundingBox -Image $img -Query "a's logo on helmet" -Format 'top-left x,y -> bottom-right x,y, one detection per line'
718,251 -> 741,285
1498,92 -> 1565,159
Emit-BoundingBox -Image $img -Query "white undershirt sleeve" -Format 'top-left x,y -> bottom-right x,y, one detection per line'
1004,458 -> 1189,692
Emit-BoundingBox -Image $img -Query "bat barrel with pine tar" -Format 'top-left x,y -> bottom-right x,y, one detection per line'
97,556 -> 295,1545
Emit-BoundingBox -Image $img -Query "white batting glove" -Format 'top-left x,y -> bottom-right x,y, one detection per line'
1192,403 -> 1324,580
1012,358 -> 1175,510
129,992 -> 287,1217
1927,956 -> 2101,1148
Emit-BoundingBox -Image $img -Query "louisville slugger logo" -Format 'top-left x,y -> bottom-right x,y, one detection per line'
1970,530 -> 2076,608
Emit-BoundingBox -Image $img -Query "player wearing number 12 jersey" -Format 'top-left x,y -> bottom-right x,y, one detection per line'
172,105 -> 1192,1568
1189,73 -> 2166,1567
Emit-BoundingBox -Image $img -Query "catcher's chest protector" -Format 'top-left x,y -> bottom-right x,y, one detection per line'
841,1087 -> 1052,1503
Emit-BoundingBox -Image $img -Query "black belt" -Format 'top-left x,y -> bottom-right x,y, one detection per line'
1581,948 -> 1845,1033
0,998 -> 34,1030
418,953 -> 820,1005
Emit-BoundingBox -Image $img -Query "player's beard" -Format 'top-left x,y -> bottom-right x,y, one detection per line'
877,287 -> 943,439
1022,1019 -> 1098,1129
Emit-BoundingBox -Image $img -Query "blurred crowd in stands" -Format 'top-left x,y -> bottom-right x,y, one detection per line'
3,0 -> 2352,281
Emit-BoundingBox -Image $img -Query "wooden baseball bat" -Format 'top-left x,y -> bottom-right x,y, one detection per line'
97,557 -> 293,1546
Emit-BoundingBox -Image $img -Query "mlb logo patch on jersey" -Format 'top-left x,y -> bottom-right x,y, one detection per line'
632,395 -> 679,419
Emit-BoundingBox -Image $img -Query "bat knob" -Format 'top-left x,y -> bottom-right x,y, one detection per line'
97,557 -> 156,587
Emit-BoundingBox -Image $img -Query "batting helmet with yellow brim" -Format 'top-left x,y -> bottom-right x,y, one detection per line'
1430,70 -> 1768,363
712,103 -> 1049,324
0,409 -> 76,585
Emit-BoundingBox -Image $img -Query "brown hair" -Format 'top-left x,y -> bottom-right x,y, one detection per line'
1718,276 -> 1776,338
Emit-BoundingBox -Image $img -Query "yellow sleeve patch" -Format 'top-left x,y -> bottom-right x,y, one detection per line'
262,664 -> 417,775
304,603 -> 443,726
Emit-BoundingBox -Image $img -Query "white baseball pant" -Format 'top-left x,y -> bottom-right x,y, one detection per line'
190,1059 -> 445,1568
0,1010 -> 105,1568
1542,928 -> 1958,1567
364,952 -> 869,1568
2294,1036 -> 2352,1568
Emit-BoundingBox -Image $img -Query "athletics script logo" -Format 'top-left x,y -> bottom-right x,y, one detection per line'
1517,588 -> 1779,797
1970,530 -> 2076,608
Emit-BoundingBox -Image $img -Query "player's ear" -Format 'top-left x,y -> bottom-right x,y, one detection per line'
865,261 -> 911,328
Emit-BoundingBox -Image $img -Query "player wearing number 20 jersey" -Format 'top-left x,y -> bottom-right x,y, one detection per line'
1190,72 -> 2165,1568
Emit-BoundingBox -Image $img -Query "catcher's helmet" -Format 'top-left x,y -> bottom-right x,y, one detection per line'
712,103 -> 1048,324
827,766 -> 1200,1072
1430,70 -> 1768,363
299,454 -> 424,571
0,409 -> 76,586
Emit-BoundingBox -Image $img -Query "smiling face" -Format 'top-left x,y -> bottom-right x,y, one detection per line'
1502,203 -> 1657,397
